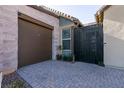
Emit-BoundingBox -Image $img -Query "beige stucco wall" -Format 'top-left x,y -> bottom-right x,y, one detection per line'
0,5 -> 60,74
103,5 -> 124,68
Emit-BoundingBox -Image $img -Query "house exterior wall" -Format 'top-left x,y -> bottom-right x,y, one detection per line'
59,17 -> 73,27
0,5 -> 60,74
103,5 -> 124,68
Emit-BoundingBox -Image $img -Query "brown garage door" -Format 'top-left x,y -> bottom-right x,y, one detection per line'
18,15 -> 53,68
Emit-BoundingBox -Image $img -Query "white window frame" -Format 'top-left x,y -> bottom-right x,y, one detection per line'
61,27 -> 72,51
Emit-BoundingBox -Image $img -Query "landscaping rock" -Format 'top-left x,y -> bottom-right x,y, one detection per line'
1,72 -> 31,88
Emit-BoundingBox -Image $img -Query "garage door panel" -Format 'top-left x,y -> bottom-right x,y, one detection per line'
18,18 -> 52,67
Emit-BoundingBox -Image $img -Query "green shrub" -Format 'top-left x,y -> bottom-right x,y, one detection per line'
63,55 -> 73,61
5,80 -> 25,88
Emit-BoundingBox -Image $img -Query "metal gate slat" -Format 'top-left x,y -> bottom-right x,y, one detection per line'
74,24 -> 103,65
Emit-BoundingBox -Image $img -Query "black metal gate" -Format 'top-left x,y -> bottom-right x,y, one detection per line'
74,24 -> 103,65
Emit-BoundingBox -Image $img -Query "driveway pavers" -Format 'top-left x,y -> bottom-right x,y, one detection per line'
17,61 -> 124,88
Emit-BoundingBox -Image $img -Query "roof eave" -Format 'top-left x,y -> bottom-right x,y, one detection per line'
28,5 -> 59,18
95,5 -> 111,16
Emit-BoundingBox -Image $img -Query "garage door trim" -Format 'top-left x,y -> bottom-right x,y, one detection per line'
18,12 -> 54,30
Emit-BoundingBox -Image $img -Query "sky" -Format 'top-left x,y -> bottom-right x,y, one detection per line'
48,5 -> 102,24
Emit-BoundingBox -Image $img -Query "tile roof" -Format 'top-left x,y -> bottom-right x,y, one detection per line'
95,5 -> 111,23
95,5 -> 111,15
29,5 -> 83,26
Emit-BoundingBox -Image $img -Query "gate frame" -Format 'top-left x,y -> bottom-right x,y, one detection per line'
74,23 -> 104,66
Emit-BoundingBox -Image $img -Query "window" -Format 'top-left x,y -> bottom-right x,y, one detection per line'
62,51 -> 72,56
62,28 -> 71,50
62,29 -> 71,39
62,28 -> 72,56
63,40 -> 70,50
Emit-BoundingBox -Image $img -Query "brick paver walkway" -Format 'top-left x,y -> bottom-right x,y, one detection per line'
17,61 -> 124,88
